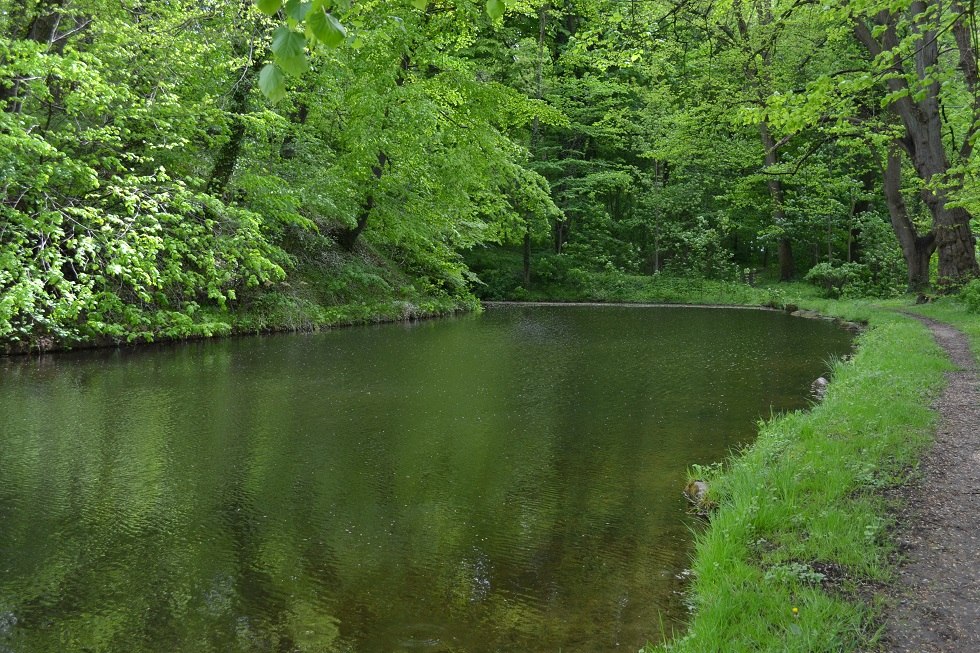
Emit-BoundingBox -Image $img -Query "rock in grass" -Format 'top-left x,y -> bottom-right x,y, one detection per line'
684,480 -> 714,515
811,376 -> 829,400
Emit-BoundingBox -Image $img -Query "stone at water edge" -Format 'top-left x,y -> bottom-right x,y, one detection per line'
811,376 -> 829,400
684,480 -> 709,506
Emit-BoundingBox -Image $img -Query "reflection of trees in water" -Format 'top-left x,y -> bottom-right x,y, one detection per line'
0,309 -> 852,652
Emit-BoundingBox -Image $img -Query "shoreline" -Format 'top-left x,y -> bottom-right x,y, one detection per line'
647,298 -> 978,652
3,288 -> 976,651
1,295 -> 858,358
0,301 -> 473,358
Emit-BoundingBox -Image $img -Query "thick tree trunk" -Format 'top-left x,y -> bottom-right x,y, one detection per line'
206,71 -> 254,196
207,1 -> 262,196
337,196 -> 374,252
882,148 -> 936,292
917,186 -> 978,287
854,3 -> 979,286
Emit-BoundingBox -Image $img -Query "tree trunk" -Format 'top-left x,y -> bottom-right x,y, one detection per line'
337,196 -> 374,252
918,188 -> 978,287
206,71 -> 254,196
337,152 -> 388,251
882,147 -> 936,292
854,3 -> 979,286
206,1 -> 262,196
759,122 -> 794,280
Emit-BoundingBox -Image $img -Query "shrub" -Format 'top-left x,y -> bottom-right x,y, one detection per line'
804,263 -> 867,297
960,278 -> 980,314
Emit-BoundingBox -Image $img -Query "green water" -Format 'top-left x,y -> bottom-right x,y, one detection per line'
0,305 -> 852,652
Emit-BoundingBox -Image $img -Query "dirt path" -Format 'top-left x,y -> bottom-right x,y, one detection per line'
883,315 -> 980,652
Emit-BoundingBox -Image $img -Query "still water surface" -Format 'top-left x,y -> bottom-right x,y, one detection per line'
0,306 -> 853,652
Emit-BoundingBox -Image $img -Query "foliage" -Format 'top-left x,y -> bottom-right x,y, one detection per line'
0,0 -> 545,351
804,263 -> 869,298
958,279 -> 980,315
4,0 -> 978,353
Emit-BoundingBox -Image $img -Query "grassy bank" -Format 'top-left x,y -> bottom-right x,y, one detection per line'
474,265 -> 974,651
644,302 -> 951,651
902,298 -> 980,363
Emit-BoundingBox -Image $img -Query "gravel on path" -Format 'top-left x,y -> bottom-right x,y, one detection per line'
883,315 -> 980,652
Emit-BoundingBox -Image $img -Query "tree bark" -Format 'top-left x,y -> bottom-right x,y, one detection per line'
206,1 -> 262,196
206,70 -> 255,196
881,147 -> 936,292
854,3 -> 979,286
337,152 -> 388,251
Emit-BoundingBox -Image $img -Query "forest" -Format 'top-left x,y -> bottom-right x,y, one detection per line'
2,0 -> 980,351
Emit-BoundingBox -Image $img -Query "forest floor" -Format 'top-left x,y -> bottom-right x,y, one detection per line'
881,315 -> 980,652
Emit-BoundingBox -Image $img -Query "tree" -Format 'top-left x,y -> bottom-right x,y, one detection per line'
852,0 -> 980,286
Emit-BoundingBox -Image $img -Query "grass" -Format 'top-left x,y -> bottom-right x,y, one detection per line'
643,302 -> 953,652
901,297 -> 980,364
491,265 -> 976,652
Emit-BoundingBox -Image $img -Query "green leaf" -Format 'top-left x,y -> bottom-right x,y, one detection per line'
271,26 -> 309,76
410,0 -> 427,8
258,63 -> 287,102
308,8 -> 346,48
285,0 -> 312,21
256,0 -> 283,15
486,0 -> 505,20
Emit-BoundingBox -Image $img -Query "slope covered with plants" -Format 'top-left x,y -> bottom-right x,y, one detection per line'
2,0 -> 979,352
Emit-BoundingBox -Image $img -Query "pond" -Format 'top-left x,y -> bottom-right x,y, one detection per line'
0,305 -> 853,652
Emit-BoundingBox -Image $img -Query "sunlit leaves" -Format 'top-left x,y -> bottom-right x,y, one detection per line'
307,7 -> 347,48
486,0 -> 506,20
259,63 -> 288,102
272,26 -> 309,76
285,0 -> 313,22
256,0 -> 283,15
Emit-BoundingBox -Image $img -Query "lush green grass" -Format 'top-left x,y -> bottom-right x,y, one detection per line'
642,298 -> 961,651
467,260 -> 975,651
901,298 -> 980,364
645,305 -> 949,651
